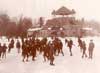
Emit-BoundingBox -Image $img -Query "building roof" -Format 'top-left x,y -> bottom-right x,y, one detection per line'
45,17 -> 76,28
53,6 -> 75,16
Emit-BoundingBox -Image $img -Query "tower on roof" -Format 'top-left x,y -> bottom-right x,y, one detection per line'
52,6 -> 75,16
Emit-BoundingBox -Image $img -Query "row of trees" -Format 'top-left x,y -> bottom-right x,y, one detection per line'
0,13 -> 33,38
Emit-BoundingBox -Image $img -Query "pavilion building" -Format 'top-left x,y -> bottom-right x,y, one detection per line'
41,6 -> 84,37
28,6 -> 85,37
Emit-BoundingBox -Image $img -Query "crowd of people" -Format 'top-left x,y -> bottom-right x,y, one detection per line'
0,37 -> 95,66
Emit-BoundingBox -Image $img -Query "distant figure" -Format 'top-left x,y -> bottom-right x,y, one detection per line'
0,43 -> 2,60
22,42 -> 30,62
11,39 -> 14,48
65,38 -> 68,44
49,42 -> 55,65
43,43 -> 50,62
88,40 -> 95,59
78,37 -> 83,52
8,39 -> 15,53
67,39 -> 73,56
16,40 -> 21,53
2,43 -> 7,59
53,37 -> 64,56
82,41 -> 87,58
31,43 -> 37,61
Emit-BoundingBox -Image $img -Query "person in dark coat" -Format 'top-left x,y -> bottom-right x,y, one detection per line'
43,43 -> 50,61
11,39 -> 14,48
22,42 -> 25,61
31,43 -> 37,61
8,43 -> 12,53
58,40 -> 64,56
65,38 -> 68,44
52,38 -> 58,56
16,40 -> 21,53
82,41 -> 87,58
22,42 -> 30,62
49,42 -> 55,65
40,38 -> 47,54
78,37 -> 83,52
67,39 -> 73,56
2,43 -> 7,59
88,40 -> 95,59
8,39 -> 14,53
0,43 -> 2,60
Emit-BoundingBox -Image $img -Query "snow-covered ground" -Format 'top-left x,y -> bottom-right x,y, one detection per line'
0,36 -> 100,73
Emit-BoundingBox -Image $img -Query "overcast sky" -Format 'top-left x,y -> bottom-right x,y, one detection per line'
0,0 -> 100,21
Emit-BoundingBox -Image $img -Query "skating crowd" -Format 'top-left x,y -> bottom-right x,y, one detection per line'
0,37 -> 95,66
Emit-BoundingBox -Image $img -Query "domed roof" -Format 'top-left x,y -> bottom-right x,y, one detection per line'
52,6 -> 75,15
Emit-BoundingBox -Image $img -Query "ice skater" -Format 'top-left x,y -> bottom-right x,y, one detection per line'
88,40 -> 95,59
81,41 -> 87,58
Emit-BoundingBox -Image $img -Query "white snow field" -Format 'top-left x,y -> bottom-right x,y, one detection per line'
0,36 -> 100,73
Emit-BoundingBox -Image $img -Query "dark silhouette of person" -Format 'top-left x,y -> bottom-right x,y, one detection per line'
67,39 -> 73,56
2,43 -> 7,59
88,40 -> 95,59
0,43 -> 2,60
49,42 -> 55,65
43,43 -> 50,61
78,37 -> 83,52
82,41 -> 87,58
16,40 -> 21,53
31,43 -> 37,61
